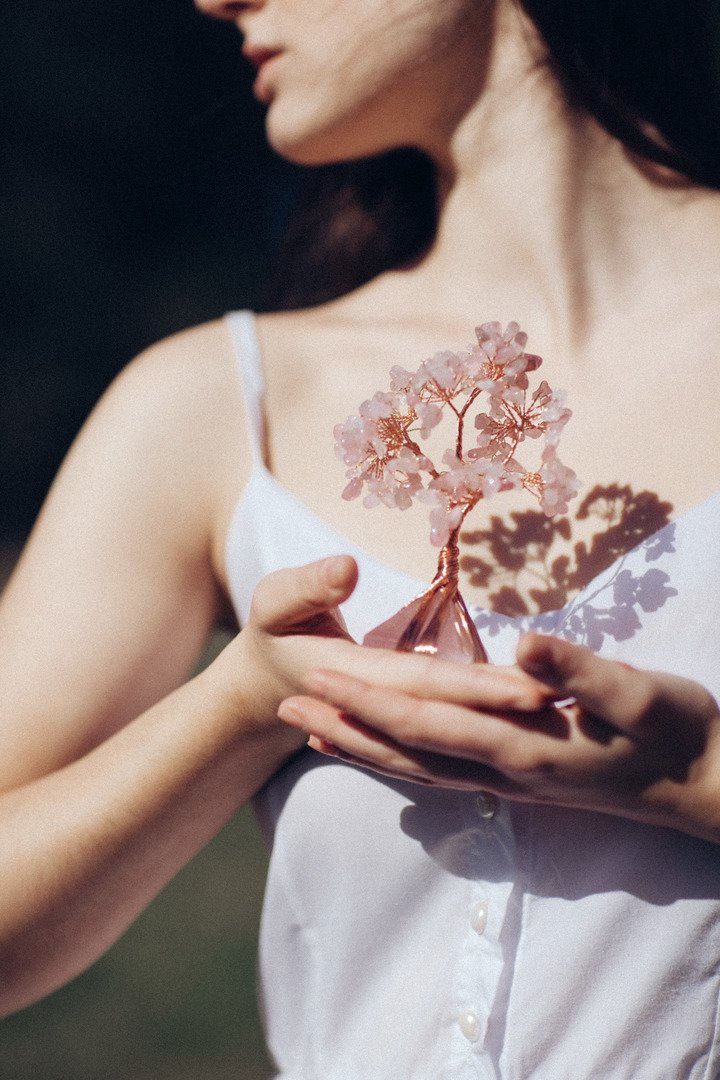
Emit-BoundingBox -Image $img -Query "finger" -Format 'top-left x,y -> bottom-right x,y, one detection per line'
516,631 -> 656,734
301,651 -> 556,714
249,555 -> 358,632
307,736 -> 440,786
280,694 -> 450,777
279,695 -> 505,789
287,671 -> 531,765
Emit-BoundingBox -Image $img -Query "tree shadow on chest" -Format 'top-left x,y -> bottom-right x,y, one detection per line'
462,483 -> 680,649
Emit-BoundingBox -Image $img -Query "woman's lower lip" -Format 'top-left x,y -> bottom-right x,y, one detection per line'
252,54 -> 283,102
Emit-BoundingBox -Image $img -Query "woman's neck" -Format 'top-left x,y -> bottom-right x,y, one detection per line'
373,2 -> 720,358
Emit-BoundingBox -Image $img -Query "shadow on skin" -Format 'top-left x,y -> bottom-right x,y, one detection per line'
460,483 -> 675,616
464,484 -> 681,649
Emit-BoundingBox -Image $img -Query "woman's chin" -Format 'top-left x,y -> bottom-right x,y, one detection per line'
264,104 -> 385,168
265,127 -> 329,167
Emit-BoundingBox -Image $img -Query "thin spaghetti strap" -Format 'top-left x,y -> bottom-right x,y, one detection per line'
223,309 -> 267,470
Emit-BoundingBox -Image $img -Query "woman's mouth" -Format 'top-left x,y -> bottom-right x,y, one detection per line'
243,45 -> 284,102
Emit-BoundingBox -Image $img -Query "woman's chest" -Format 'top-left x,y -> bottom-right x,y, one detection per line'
256,309 -> 720,615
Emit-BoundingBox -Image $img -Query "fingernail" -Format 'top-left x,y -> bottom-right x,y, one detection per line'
308,736 -> 338,756
277,702 -> 305,725
322,557 -> 348,589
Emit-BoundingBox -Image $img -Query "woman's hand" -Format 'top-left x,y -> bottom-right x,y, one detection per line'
276,629 -> 720,843
213,554 -> 359,743
216,556 -> 555,748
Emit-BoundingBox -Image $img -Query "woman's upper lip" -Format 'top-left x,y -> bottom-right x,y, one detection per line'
241,44 -> 283,70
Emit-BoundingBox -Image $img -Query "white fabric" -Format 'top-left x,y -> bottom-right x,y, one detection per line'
223,309 -> 720,1080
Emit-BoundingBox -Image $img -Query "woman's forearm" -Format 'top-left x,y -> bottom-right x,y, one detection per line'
0,656 -> 299,1018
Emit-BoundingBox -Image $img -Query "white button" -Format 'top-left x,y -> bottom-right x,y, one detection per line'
458,1009 -> 480,1042
470,899 -> 488,935
475,792 -> 498,820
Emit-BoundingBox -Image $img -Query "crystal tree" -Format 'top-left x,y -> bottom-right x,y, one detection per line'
334,321 -> 580,663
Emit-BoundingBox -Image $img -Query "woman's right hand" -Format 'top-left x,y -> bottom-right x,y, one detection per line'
213,554 -> 361,738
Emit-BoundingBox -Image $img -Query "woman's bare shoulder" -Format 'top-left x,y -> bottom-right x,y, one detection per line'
115,315 -> 251,509
131,317 -> 263,613
129,316 -> 239,402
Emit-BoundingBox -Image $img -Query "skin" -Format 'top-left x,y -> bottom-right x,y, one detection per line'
1,0 -> 720,1016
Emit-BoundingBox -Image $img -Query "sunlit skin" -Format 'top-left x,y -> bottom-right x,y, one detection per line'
187,0 -> 720,840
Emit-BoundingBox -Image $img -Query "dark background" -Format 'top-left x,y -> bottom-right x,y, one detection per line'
1,0 -> 299,544
0,2 -> 301,1077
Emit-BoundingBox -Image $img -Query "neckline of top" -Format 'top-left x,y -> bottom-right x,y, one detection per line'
232,309 -> 720,624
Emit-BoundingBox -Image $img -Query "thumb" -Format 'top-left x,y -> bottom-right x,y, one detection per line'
249,555 -> 358,634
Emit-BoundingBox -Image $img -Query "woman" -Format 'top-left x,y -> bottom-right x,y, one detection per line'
2,0 -> 720,1076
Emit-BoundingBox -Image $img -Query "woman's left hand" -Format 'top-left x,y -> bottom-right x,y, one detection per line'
277,632 -> 720,843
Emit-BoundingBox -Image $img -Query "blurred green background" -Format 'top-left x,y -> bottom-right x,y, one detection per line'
0,1 -> 302,1076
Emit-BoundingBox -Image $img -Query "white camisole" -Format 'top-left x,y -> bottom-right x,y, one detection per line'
223,309 -> 720,1080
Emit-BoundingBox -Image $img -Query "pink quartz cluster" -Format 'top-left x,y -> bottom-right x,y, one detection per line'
334,321 -> 579,548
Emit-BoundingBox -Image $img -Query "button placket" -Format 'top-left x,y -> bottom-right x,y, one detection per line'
449,796 -> 517,1067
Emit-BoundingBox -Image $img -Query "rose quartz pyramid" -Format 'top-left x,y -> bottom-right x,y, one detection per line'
363,578 -> 488,664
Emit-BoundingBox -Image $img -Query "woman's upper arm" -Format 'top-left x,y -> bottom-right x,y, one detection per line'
0,319 -> 247,793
